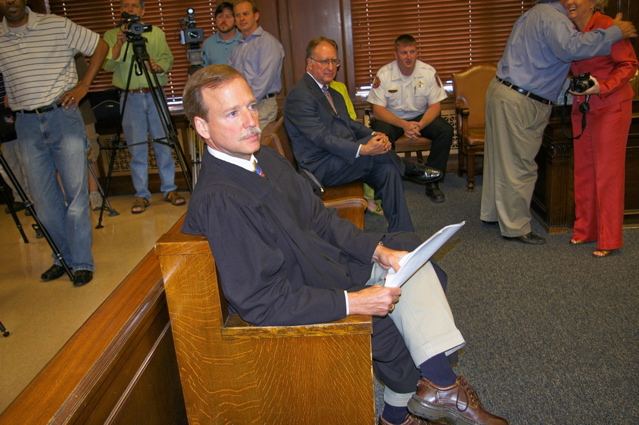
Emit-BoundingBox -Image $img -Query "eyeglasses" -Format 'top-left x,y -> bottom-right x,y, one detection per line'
310,58 -> 341,68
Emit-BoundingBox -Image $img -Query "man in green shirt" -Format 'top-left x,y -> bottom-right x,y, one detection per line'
103,0 -> 184,214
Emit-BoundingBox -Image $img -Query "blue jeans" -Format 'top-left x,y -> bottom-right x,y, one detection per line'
16,106 -> 94,271
120,90 -> 177,200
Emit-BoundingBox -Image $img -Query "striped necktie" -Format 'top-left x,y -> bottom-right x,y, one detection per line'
252,160 -> 265,177
322,85 -> 338,115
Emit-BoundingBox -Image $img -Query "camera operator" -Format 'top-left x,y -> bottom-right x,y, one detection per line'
567,0 -> 638,258
103,0 -> 185,215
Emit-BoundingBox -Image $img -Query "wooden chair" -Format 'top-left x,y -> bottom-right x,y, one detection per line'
364,109 -> 432,163
452,62 -> 498,191
262,115 -> 368,228
155,232 -> 376,425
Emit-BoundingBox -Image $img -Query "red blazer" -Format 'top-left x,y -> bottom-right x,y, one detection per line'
571,11 -> 638,111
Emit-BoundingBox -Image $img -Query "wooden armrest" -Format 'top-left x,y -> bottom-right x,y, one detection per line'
456,107 -> 470,117
323,197 -> 367,211
222,314 -> 373,340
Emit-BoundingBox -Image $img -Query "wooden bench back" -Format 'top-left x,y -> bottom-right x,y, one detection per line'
155,233 -> 376,424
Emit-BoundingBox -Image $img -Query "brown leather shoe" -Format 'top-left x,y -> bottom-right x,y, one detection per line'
379,414 -> 433,425
407,376 -> 509,425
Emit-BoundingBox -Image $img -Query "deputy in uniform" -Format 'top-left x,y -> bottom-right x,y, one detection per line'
367,34 -> 453,203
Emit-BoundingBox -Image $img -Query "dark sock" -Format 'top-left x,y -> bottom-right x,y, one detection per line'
419,352 -> 457,387
382,403 -> 408,424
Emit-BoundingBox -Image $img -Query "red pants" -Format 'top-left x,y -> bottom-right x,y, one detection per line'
571,99 -> 630,250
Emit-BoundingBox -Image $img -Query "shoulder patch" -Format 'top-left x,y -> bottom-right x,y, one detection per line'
372,76 -> 381,89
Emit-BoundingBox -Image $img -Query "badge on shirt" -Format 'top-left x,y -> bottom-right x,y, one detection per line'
372,76 -> 381,89
418,80 -> 423,88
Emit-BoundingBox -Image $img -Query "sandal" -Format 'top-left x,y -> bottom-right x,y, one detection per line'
593,249 -> 613,258
367,205 -> 384,216
131,197 -> 150,214
569,238 -> 585,245
164,190 -> 186,206
366,198 -> 384,216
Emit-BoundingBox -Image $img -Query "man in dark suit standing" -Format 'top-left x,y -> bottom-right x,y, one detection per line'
284,37 -> 441,233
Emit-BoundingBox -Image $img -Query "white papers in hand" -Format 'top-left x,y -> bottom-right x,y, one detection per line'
384,221 -> 465,288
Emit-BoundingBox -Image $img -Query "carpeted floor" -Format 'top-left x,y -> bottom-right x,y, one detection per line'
366,174 -> 639,424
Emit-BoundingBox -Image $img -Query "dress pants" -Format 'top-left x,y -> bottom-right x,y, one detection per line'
368,261 -> 465,406
371,115 -> 453,174
481,79 -> 551,237
571,99 -> 631,250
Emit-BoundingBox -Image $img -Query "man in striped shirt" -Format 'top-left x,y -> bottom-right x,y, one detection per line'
0,0 -> 108,286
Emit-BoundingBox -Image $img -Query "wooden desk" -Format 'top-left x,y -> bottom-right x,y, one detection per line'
532,103 -> 639,233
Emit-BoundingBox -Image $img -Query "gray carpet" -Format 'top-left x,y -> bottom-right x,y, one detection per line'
365,174 -> 639,424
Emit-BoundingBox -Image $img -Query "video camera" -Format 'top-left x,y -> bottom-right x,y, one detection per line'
570,72 -> 595,94
179,8 -> 205,74
119,12 -> 152,38
180,8 -> 204,45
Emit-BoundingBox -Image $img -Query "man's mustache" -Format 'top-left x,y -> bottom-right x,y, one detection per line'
238,126 -> 262,141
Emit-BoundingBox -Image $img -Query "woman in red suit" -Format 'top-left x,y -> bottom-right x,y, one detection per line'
568,0 -> 638,257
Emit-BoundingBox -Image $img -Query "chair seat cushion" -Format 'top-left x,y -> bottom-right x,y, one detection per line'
394,136 -> 432,152
466,128 -> 485,145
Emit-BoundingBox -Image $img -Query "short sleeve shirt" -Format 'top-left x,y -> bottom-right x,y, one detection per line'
367,60 -> 446,120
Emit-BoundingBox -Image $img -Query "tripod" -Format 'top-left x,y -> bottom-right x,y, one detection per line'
0,150 -> 74,280
97,34 -> 193,229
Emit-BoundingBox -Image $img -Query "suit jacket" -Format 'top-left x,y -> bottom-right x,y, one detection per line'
284,73 -> 376,182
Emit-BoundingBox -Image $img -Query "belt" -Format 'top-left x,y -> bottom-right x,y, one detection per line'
262,93 -> 277,100
19,102 -> 61,114
496,77 -> 550,105
124,87 -> 153,93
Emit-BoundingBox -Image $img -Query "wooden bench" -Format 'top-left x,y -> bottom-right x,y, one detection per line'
155,233 -> 376,424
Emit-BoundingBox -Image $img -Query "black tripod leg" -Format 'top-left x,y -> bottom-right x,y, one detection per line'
0,176 -> 28,242
0,321 -> 9,337
88,163 -> 119,216
0,151 -> 74,280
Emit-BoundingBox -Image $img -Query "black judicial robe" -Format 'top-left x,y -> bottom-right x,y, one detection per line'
182,146 -> 431,392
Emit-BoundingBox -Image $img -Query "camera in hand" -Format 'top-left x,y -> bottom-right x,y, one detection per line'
119,12 -> 152,37
570,72 -> 594,94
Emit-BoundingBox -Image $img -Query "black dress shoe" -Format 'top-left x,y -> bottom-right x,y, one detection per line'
405,164 -> 442,184
425,182 -> 445,203
503,231 -> 546,245
73,270 -> 93,287
41,264 -> 66,281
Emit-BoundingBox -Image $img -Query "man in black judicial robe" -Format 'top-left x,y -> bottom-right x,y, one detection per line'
180,64 -> 509,425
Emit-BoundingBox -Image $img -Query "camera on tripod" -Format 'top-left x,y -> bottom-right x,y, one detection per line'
180,8 -> 204,45
570,72 -> 595,94
119,12 -> 152,38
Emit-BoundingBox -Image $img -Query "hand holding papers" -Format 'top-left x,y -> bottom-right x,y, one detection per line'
384,222 -> 465,288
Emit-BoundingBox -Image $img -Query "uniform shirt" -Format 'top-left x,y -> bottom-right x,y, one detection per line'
202,30 -> 242,66
228,26 -> 284,101
0,8 -> 100,111
103,25 -> 173,90
367,60 -> 446,120
497,2 -> 621,102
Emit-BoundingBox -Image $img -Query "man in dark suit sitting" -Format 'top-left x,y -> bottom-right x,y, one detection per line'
180,64 -> 508,425
284,37 -> 441,233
